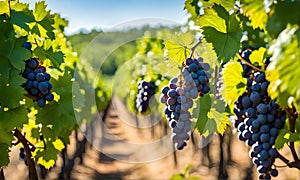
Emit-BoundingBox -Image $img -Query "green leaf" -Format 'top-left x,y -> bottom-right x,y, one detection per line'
197,5 -> 242,62
45,48 -> 64,68
0,56 -> 11,83
11,10 -> 35,31
275,129 -> 300,149
220,60 -> 247,105
0,143 -> 10,167
184,0 -> 201,21
266,25 -> 300,108
164,32 -> 194,63
33,1 -> 50,21
33,46 -> 64,68
35,140 -> 60,169
32,1 -> 55,39
249,47 -> 266,68
266,1 -> 300,37
200,0 -> 236,12
0,81 -> 26,108
0,106 -> 28,130
9,47 -> 31,70
241,0 -> 268,30
196,95 -> 230,136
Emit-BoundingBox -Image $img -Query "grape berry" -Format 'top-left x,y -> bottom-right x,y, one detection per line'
234,50 -> 285,179
136,80 -> 156,113
160,57 -> 211,150
21,42 -> 54,107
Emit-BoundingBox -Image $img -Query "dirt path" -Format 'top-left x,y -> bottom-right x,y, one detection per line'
4,96 -> 300,180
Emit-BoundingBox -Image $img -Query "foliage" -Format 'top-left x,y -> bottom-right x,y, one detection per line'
0,0 -> 110,170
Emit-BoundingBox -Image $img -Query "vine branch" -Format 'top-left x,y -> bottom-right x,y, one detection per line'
237,54 -> 264,72
189,38 -> 202,58
13,129 -> 38,180
277,104 -> 300,170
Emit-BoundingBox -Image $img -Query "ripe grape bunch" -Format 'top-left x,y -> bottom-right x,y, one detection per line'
160,57 -> 211,150
136,80 -> 156,113
21,42 -> 54,107
234,50 -> 285,179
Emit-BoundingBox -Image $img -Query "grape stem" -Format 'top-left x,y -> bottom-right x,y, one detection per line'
13,129 -> 39,180
277,104 -> 300,170
286,105 -> 299,161
189,38 -> 202,58
237,54 -> 264,72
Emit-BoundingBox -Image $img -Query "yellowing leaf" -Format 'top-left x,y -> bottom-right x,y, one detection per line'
0,1 -> 9,15
52,139 -> 65,151
164,32 -> 194,64
37,158 -> 55,169
249,47 -> 266,67
196,7 -> 226,33
241,0 -> 268,30
220,60 -> 247,105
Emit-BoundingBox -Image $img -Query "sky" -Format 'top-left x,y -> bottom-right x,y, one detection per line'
22,0 -> 189,35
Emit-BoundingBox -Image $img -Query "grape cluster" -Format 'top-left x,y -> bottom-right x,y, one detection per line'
21,42 -> 54,107
160,57 -> 211,150
136,80 -> 156,113
234,50 -> 285,179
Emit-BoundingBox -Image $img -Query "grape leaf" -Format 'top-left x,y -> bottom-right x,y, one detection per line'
9,47 -> 31,70
33,46 -> 64,68
0,106 -> 28,129
184,0 -> 201,21
275,129 -> 300,149
45,47 -> 64,68
0,129 -> 13,166
241,0 -> 268,31
266,25 -> 300,108
197,5 -> 242,62
164,32 -> 194,64
0,143 -> 10,167
35,139 -> 62,169
0,1 -> 9,15
31,1 -> 55,39
200,0 -> 236,12
249,47 -> 266,68
220,60 -> 247,105
33,1 -> 50,21
0,56 -> 11,83
0,81 -> 26,108
10,10 -> 35,31
196,95 -> 230,136
266,1 -> 300,38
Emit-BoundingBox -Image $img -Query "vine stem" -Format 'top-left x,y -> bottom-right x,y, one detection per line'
286,105 -> 300,161
277,104 -> 300,170
237,54 -> 264,72
189,38 -> 202,58
13,129 -> 39,180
